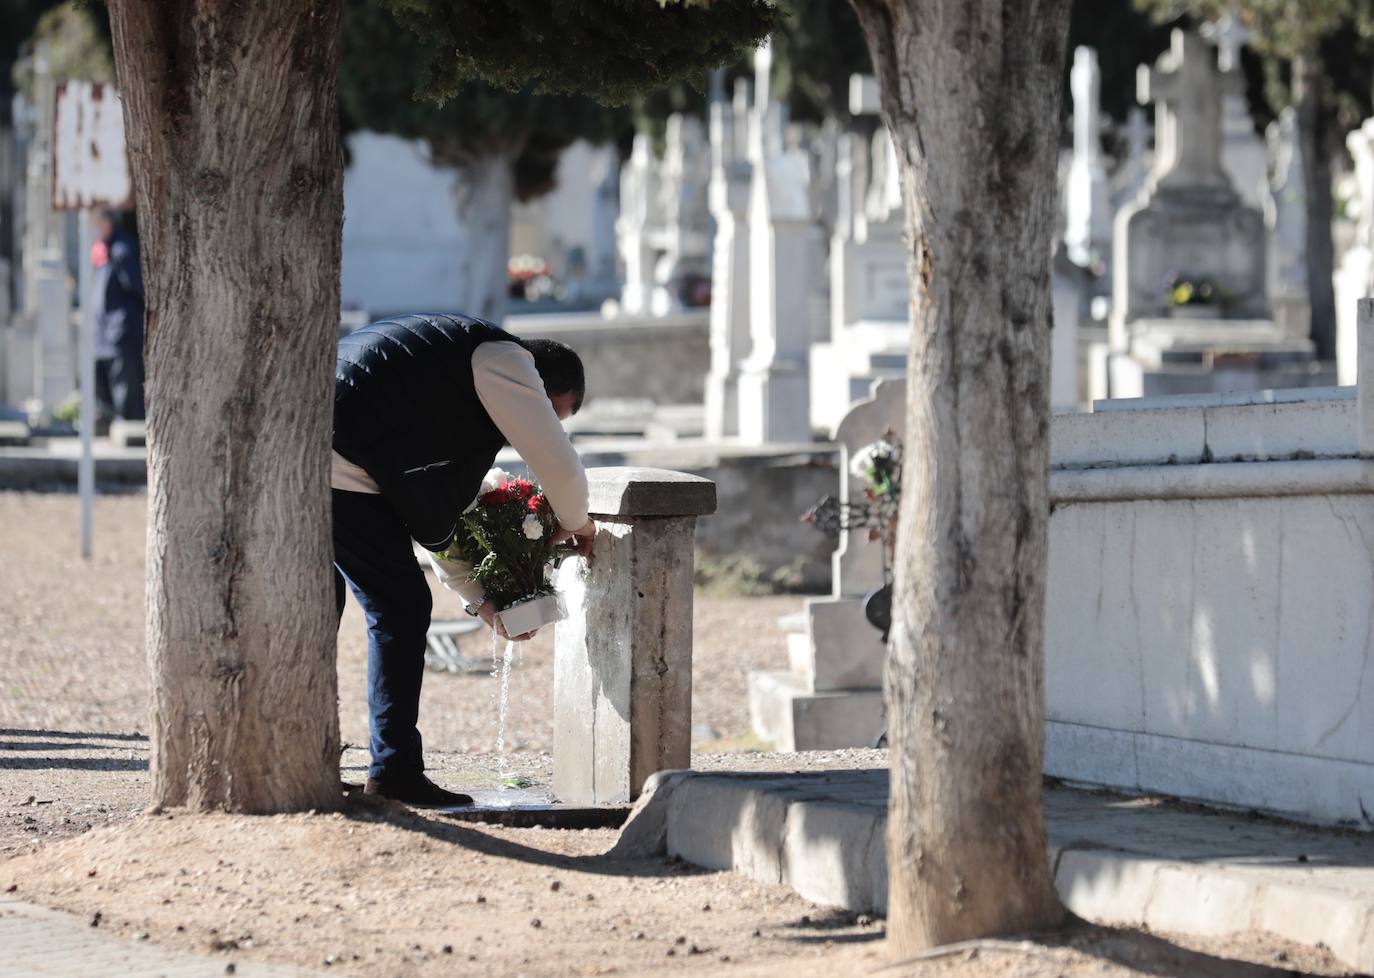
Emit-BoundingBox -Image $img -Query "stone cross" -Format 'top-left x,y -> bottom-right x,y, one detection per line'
1200,7 -> 1251,72
1140,29 -> 1242,195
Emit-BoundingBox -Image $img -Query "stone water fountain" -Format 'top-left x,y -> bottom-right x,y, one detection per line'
442,467 -> 717,828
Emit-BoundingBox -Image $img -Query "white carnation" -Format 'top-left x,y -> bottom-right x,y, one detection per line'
850,439 -> 896,481
480,466 -> 515,494
522,514 -> 545,541
467,466 -> 517,513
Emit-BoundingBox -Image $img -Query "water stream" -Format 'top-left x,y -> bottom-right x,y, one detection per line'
490,628 -> 518,781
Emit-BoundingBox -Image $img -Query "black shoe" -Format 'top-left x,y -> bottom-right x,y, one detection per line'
364,773 -> 473,808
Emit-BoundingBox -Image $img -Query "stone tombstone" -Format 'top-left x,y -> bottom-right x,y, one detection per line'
705,80 -> 754,440
830,377 -> 906,598
589,144 -> 621,293
1336,118 -> 1374,384
616,133 -> 663,316
1112,29 -> 1269,337
1201,8 -> 1269,210
650,114 -> 711,315
737,144 -> 817,444
1065,47 -> 1112,270
747,378 -> 905,751
737,44 -> 821,445
1266,107 -> 1309,337
809,74 -> 911,432
553,467 -> 716,806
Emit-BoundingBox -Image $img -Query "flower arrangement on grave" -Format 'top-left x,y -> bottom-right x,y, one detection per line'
1164,271 -> 1224,308
436,472 -> 569,636
802,430 -> 905,639
804,431 -> 903,545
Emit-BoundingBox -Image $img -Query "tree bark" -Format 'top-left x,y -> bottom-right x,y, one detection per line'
451,153 -> 515,323
848,0 -> 1070,954
107,2 -> 343,813
1293,53 -> 1336,362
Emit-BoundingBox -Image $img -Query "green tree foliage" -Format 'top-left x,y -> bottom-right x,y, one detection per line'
1068,0 -> 1176,123
770,0 -> 871,122
340,0 -> 619,199
383,0 -> 775,107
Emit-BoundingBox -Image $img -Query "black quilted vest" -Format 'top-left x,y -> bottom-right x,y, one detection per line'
334,314 -> 519,551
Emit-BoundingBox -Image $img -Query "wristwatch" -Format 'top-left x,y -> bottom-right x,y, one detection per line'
463,599 -> 485,617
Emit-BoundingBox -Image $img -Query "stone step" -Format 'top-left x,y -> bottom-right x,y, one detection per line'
747,670 -> 884,752
616,770 -> 1374,976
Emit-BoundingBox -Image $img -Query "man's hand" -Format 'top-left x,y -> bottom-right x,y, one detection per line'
554,520 -> 597,560
477,597 -> 537,642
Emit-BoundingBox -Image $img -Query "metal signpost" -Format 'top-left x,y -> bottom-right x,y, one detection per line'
51,80 -> 133,559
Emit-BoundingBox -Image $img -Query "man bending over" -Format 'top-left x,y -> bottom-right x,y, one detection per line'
332,313 -> 595,807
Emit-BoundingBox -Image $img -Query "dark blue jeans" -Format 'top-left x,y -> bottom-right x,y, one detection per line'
333,488 -> 433,781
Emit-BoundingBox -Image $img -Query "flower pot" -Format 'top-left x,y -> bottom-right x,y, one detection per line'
497,591 -> 567,637
1176,303 -> 1221,319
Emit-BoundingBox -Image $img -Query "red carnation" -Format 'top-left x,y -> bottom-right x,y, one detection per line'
479,486 -> 513,506
508,479 -> 537,500
528,494 -> 550,514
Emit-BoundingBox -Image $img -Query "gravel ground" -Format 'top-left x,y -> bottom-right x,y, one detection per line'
0,491 -> 798,753
1,492 -> 1355,978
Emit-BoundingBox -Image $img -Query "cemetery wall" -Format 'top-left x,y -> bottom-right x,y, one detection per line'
1045,391 -> 1374,826
341,132 -> 471,316
508,311 -> 710,406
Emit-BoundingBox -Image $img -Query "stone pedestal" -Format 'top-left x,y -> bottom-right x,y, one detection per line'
553,467 -> 716,805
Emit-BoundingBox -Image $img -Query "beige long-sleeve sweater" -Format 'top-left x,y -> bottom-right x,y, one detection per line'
331,340 -> 589,605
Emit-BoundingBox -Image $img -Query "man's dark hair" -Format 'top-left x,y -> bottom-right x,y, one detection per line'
522,338 -> 585,414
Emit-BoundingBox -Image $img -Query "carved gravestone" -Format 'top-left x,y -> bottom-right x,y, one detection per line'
747,378 -> 905,751
1112,29 -> 1268,331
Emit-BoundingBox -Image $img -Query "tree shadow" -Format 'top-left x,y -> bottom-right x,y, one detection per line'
0,728 -> 147,742
1068,919 -> 1326,978
342,793 -> 697,880
0,740 -> 144,752
0,756 -> 148,772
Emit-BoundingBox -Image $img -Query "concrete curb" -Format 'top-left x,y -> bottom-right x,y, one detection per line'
623,770 -> 1374,974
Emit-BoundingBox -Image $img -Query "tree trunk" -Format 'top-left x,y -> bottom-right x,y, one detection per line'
107,2 -> 343,813
1293,53 -> 1336,362
848,0 -> 1070,954
451,153 -> 514,323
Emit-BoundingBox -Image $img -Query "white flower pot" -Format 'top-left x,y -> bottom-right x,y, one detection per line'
497,592 -> 567,637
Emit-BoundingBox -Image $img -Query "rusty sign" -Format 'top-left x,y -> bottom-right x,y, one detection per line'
52,80 -> 133,211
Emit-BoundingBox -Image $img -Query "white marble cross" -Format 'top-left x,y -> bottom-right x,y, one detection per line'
1139,29 -> 1241,193
1201,7 -> 1251,73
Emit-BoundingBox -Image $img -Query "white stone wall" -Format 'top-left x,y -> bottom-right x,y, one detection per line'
341,132 -> 470,316
1044,391 -> 1374,826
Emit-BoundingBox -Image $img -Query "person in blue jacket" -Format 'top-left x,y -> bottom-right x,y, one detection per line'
91,208 -> 145,423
